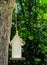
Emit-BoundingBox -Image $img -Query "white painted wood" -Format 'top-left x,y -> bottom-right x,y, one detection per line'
10,31 -> 25,58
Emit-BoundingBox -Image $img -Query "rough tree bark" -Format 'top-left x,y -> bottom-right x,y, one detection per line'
0,0 -> 15,65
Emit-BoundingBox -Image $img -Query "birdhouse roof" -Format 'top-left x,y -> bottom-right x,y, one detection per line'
10,31 -> 25,45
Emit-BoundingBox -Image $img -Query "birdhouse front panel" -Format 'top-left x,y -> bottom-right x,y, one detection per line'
12,40 -> 22,58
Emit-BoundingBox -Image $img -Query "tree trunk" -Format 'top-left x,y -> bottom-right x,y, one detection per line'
0,0 -> 15,65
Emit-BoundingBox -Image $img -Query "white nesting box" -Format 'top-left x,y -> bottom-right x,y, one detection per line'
10,31 -> 24,58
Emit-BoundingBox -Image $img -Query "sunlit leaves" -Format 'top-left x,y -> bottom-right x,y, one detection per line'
39,0 -> 47,5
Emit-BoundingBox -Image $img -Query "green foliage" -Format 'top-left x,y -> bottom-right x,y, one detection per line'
8,0 -> 47,65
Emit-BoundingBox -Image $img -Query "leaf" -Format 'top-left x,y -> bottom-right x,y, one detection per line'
35,58 -> 41,62
29,36 -> 34,40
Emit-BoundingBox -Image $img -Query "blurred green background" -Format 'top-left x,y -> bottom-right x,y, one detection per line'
8,0 -> 47,65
